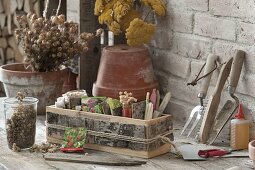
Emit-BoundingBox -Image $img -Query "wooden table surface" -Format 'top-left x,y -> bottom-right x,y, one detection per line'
0,98 -> 253,170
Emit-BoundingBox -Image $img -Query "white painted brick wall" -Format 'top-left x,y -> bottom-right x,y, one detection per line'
237,22 -> 255,45
194,14 -> 236,41
167,76 -> 199,105
151,29 -> 173,49
150,0 -> 255,123
212,41 -> 255,73
152,50 -> 190,78
172,33 -> 212,59
171,11 -> 193,33
209,0 -> 255,22
168,0 -> 208,11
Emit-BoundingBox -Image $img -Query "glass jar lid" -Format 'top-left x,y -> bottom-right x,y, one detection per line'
3,97 -> 38,105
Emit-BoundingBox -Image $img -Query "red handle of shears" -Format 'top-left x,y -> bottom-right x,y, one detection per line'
198,149 -> 229,158
60,148 -> 84,153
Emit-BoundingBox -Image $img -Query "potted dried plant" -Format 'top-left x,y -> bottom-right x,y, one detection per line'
0,3 -> 102,114
94,0 -> 166,46
93,0 -> 166,100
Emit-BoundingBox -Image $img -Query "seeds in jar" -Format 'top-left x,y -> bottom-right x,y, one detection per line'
6,104 -> 36,149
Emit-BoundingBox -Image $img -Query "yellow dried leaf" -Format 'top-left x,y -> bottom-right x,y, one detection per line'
98,9 -> 113,24
109,21 -> 122,35
113,0 -> 133,22
125,18 -> 156,46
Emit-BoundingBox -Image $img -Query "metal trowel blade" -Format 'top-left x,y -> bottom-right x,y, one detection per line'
178,144 -> 206,161
208,100 -> 238,144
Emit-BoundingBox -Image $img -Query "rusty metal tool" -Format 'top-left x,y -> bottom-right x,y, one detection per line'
199,57 -> 233,143
180,54 -> 218,136
208,50 -> 245,144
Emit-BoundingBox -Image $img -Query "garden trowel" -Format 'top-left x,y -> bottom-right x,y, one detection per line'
180,54 -> 218,136
208,50 -> 245,144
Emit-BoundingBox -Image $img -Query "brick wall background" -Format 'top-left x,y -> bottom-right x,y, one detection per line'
150,0 -> 255,131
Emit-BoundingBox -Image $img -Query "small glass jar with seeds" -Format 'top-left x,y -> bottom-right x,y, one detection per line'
4,97 -> 38,149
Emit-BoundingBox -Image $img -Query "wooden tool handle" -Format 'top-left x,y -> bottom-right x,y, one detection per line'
200,54 -> 218,97
229,50 -> 245,89
199,57 -> 233,143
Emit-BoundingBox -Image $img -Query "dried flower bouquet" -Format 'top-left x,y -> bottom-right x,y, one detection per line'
15,2 -> 102,72
95,0 -> 166,46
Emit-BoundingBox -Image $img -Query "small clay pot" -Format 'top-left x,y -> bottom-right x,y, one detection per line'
248,140 -> 255,168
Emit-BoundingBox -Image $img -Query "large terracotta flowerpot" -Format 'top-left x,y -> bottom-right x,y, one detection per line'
0,63 -> 67,115
93,44 -> 158,101
249,140 -> 255,168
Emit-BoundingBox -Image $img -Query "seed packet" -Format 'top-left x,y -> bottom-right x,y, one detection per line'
106,98 -> 122,116
63,90 -> 87,109
131,100 -> 146,119
101,100 -> 111,115
81,97 -> 106,114
62,127 -> 87,149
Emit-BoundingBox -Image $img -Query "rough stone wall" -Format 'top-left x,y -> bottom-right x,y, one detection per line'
150,0 -> 255,129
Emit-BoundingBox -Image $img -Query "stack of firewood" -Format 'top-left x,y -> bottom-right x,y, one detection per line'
0,0 -> 36,65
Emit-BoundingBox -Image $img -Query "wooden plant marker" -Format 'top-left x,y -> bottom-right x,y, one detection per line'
144,92 -> 153,120
156,90 -> 160,110
150,89 -> 157,110
153,92 -> 171,118
145,102 -> 153,120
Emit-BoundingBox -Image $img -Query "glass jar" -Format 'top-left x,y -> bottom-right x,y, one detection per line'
3,97 -> 38,149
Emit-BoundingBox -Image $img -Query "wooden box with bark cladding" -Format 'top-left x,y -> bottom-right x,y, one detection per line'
46,106 -> 174,158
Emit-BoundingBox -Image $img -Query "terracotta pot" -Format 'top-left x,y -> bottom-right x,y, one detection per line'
62,69 -> 78,93
93,44 -> 158,101
249,140 -> 255,168
0,63 -> 67,115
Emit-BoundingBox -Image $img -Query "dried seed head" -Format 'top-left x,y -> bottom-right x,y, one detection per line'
58,15 -> 65,24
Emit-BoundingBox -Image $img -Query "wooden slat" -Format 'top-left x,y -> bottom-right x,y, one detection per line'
46,135 -> 170,159
43,152 -> 147,166
46,105 -> 171,126
84,143 -> 171,159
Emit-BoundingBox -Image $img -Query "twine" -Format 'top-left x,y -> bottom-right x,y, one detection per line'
87,129 -> 173,144
159,136 -> 182,158
46,123 -> 173,144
